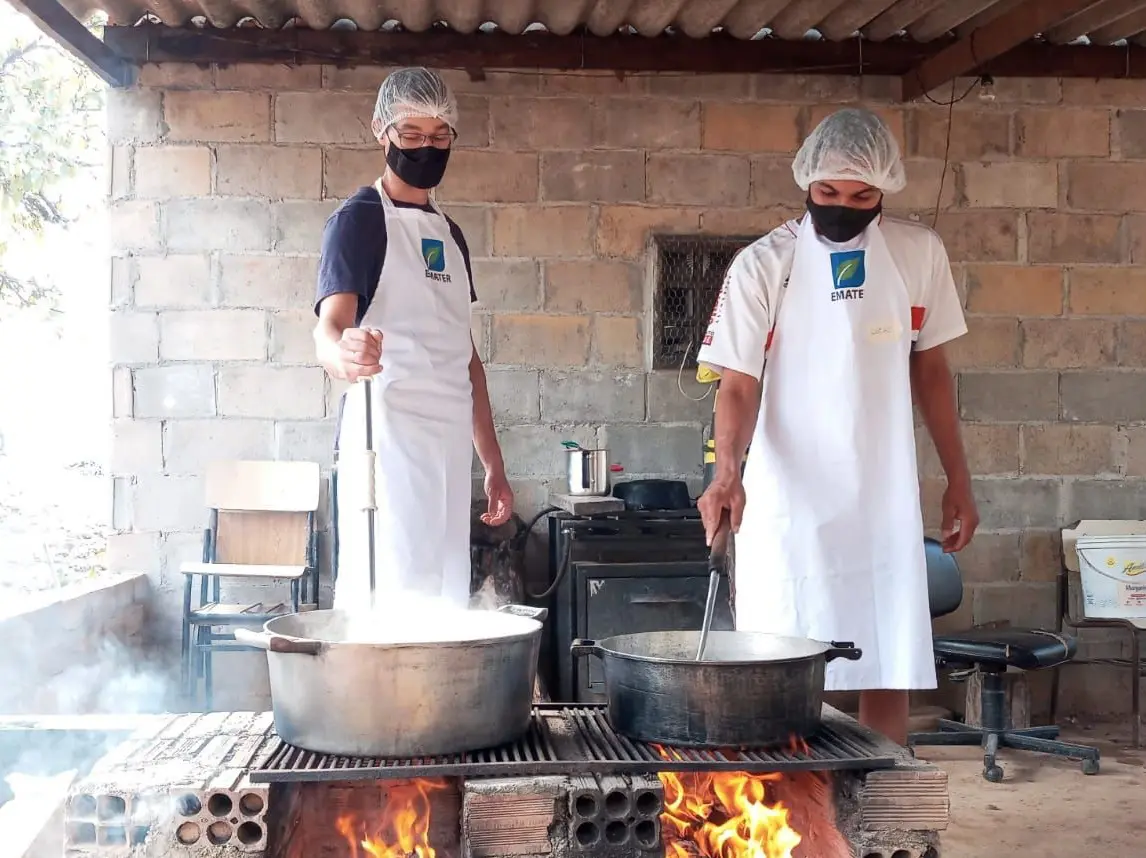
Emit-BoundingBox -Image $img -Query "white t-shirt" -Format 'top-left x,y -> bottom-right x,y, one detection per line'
697,215 -> 968,381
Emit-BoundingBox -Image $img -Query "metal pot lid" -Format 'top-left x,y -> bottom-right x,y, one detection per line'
263,607 -> 542,647
593,630 -> 836,665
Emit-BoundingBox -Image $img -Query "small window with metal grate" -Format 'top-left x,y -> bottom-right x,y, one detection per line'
651,235 -> 756,371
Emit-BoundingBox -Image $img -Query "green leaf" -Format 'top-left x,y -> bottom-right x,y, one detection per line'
834,258 -> 859,286
426,245 -> 442,266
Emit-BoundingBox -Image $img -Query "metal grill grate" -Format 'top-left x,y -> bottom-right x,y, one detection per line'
652,235 -> 756,371
248,704 -> 897,783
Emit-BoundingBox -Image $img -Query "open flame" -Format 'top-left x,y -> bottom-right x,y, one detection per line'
655,741 -> 805,858
336,779 -> 448,858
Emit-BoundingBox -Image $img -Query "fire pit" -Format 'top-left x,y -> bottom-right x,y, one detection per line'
61,706 -> 947,858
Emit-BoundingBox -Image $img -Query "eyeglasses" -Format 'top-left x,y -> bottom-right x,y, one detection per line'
388,127 -> 457,149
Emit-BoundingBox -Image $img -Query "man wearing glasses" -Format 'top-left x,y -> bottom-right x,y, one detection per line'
313,67 -> 513,612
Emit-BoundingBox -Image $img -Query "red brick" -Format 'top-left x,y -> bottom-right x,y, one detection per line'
911,109 -> 1011,159
965,265 -> 1063,316
1069,267 -> 1146,315
216,146 -> 323,199
933,211 -> 1019,262
647,154 -> 750,207
491,315 -> 590,366
1020,319 -> 1116,369
596,206 -> 701,259
490,97 -> 592,149
1016,109 -> 1110,158
492,207 -> 594,257
541,151 -> 644,203
1027,213 -> 1122,265
962,162 -> 1058,209
1067,162 -> 1146,212
594,316 -> 643,367
944,317 -> 1019,369
544,261 -> 642,313
1022,424 -> 1117,476
165,92 -> 271,143
596,99 -> 701,149
702,104 -> 801,153
436,150 -> 538,203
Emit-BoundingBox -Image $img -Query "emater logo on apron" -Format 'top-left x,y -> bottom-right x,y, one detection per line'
830,249 -> 865,303
421,238 -> 451,282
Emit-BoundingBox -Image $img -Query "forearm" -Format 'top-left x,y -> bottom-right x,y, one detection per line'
911,350 -> 971,487
313,317 -> 349,380
469,350 -> 504,474
713,372 -> 761,481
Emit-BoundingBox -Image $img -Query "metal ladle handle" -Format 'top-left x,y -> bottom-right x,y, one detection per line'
696,509 -> 731,661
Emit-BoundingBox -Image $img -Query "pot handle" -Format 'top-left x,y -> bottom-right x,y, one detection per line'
570,639 -> 604,660
233,628 -> 322,656
825,641 -> 862,662
498,603 -> 549,623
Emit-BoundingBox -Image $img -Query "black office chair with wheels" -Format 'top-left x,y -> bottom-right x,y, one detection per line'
908,537 -> 1101,782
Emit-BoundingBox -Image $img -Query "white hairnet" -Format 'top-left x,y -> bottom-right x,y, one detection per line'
372,67 -> 459,133
791,108 -> 906,194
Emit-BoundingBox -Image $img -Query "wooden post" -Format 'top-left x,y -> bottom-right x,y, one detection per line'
964,672 -> 1031,730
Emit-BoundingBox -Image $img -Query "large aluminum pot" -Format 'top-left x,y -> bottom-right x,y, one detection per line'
571,630 -> 861,748
235,604 -> 547,758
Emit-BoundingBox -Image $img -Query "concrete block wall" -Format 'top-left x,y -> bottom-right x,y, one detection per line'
106,65 -> 1146,714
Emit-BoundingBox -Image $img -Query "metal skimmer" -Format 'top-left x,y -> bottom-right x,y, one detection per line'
248,704 -> 897,783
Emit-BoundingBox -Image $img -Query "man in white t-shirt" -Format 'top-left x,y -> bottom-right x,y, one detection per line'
695,108 -> 979,745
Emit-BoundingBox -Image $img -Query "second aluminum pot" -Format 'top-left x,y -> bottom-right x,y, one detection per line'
235,604 -> 546,758
571,630 -> 861,748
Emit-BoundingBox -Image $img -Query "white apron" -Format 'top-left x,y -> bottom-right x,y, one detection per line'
734,214 -> 936,691
334,181 -> 474,611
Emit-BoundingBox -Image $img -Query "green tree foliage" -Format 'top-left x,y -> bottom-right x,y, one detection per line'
0,10 -> 104,311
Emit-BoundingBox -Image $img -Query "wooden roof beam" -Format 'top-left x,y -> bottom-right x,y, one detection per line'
900,0 -> 1101,100
5,0 -> 135,87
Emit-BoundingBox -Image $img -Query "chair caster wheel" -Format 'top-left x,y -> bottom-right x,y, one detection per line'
984,764 -> 1004,783
1082,758 -> 1100,775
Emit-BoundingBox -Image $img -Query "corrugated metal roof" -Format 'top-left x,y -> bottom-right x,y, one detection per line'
60,0 -> 1146,46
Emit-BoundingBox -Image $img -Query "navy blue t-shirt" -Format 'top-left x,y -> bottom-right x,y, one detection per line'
314,185 -> 477,322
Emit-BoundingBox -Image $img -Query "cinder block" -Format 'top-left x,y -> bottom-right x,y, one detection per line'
456,95 -> 491,148
131,474 -> 204,532
135,255 -> 213,308
958,371 -> 1059,422
218,255 -> 319,309
943,317 -> 1019,370
106,531 -> 161,574
133,364 -> 217,419
275,92 -> 373,144
444,205 -> 490,256
217,366 -> 326,419
492,207 -> 594,258
1061,371 -> 1146,422
1022,424 -> 1117,476
270,309 -> 317,364
751,156 -> 811,209
216,145 -> 323,199
942,532 -> 1021,584
166,91 -> 271,143
216,63 -> 321,91
437,150 -> 539,203
499,424 -> 597,478
110,201 -> 162,253
323,148 -> 382,199
113,366 -> 134,418
491,314 -> 590,367
111,419 -> 163,475
1070,267 -> 1146,315
109,310 -> 160,364
134,146 -> 213,198
111,256 -> 133,308
484,369 -> 541,423
1027,213 -> 1122,264
1017,108 -> 1110,158
932,211 -> 1019,263
138,62 -> 213,89
471,259 -> 542,312
274,420 -> 337,465
647,153 -> 749,207
110,145 -> 132,200
541,371 -> 644,423
544,260 -> 642,314
593,316 -> 643,368
595,99 -> 700,149
463,776 -> 564,858
541,151 -> 644,204
702,103 -> 800,153
1020,318 -> 1115,369
962,162 -> 1058,209
599,424 -> 702,477
107,89 -> 164,144
543,71 -> 647,96
972,581 -> 1058,630
272,200 -> 338,253
1119,320 -> 1146,365
1063,78 -> 1146,105
972,478 -> 1062,530
160,309 -> 268,361
911,108 -> 1010,159
596,206 -> 700,259
647,371 -> 715,424
163,419 -> 275,474
165,199 -> 273,253
1068,162 -> 1146,212
965,265 -> 1063,316
491,97 -> 593,149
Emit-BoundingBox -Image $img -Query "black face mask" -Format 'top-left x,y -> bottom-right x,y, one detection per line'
806,195 -> 881,243
386,144 -> 450,190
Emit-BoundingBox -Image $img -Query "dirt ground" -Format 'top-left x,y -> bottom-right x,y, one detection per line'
912,720 -> 1146,858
